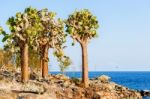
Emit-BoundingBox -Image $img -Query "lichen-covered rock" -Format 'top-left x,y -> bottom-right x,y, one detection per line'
97,75 -> 111,83
54,74 -> 70,81
21,82 -> 46,94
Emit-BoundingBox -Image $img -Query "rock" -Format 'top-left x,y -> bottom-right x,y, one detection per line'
55,74 -> 69,81
18,93 -> 55,99
104,84 -> 115,90
63,81 -> 71,88
0,70 -> 142,99
2,71 -> 12,77
56,80 -> 64,84
140,90 -> 150,96
93,92 -> 101,99
0,75 -> 4,81
71,77 -> 80,85
21,82 -> 46,94
115,85 -> 123,91
72,87 -> 79,93
0,71 -> 14,81
14,72 -> 21,82
30,72 -> 39,80
0,93 -> 17,99
97,75 -> 110,83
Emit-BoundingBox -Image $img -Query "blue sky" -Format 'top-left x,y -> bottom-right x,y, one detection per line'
0,0 -> 150,71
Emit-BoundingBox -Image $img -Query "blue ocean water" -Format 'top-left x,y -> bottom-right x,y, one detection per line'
51,71 -> 150,99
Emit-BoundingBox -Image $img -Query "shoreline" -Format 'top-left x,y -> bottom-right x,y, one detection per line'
0,70 -> 142,99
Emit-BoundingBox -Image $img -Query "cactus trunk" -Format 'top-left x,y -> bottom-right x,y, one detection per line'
81,43 -> 89,87
21,43 -> 29,83
42,45 -> 49,78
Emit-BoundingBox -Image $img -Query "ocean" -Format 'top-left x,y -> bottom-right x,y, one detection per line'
51,71 -> 150,99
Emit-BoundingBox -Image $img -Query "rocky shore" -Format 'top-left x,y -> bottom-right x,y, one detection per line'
138,90 -> 150,97
0,70 -> 142,99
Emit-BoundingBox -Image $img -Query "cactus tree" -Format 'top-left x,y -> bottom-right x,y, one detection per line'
66,9 -> 99,87
6,7 -> 43,82
35,9 -> 67,78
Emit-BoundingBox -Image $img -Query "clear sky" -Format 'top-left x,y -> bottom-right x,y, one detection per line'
0,0 -> 150,71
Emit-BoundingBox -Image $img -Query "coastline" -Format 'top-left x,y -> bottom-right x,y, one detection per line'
0,70 -> 142,99
51,71 -> 150,90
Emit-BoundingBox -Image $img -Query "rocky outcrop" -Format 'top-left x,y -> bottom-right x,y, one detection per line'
0,70 -> 142,99
139,90 -> 150,96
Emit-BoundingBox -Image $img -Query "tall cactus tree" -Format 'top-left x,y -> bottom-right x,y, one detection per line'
5,7 -> 43,82
34,9 -> 68,78
66,9 -> 99,87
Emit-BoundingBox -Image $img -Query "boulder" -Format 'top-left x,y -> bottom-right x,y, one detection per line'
97,75 -> 111,83
140,90 -> 150,96
21,82 -> 46,94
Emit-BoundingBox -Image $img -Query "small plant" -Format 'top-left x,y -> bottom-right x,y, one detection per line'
58,56 -> 71,74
